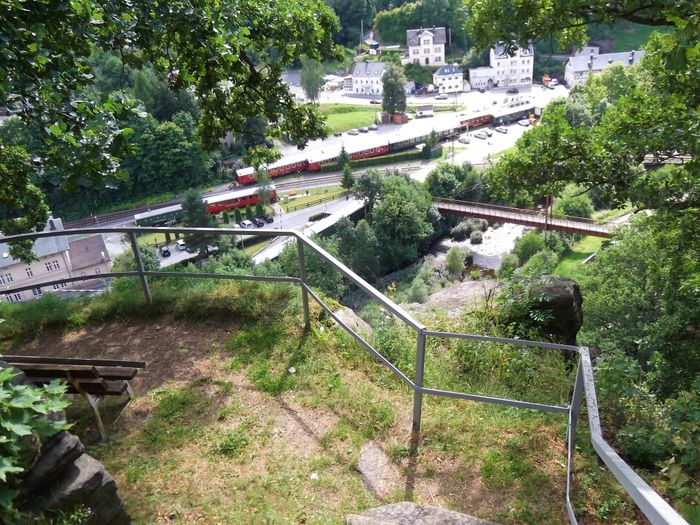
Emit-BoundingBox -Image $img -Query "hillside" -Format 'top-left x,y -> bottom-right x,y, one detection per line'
0,277 -> 647,524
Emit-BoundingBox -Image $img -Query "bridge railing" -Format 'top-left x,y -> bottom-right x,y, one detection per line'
0,226 -> 687,525
434,198 -> 611,226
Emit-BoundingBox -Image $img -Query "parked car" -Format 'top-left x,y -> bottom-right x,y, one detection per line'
333,131 -> 342,137
506,87 -> 519,94
348,128 -> 360,135
495,126 -> 508,134
359,127 -> 369,133
478,87 -> 486,93
473,131 -> 488,139
484,129 -> 493,137
253,217 -> 265,227
368,124 -> 378,131
517,119 -> 530,127
159,246 -> 171,257
458,134 -> 470,144
434,93 -> 448,100
369,99 -> 381,105
549,79 -> 559,86
239,219 -> 254,228
175,239 -> 187,251
259,215 -> 274,224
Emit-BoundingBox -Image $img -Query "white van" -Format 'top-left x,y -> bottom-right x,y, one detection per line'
175,239 -> 187,251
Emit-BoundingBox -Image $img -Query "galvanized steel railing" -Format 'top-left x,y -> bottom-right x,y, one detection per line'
0,226 -> 687,525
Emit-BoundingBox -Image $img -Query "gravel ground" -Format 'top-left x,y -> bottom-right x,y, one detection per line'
437,223 -> 529,269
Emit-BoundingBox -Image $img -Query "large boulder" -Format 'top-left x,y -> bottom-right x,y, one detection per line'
532,276 -> 583,345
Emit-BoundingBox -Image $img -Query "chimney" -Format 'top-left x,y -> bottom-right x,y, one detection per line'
48,218 -> 55,231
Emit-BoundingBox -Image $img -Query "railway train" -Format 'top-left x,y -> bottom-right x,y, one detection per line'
134,186 -> 277,226
228,106 -> 534,185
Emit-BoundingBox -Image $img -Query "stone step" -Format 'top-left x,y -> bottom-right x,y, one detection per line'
345,502 -> 498,525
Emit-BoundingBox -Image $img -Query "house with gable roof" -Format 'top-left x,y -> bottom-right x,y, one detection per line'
351,62 -> 387,95
405,27 -> 446,66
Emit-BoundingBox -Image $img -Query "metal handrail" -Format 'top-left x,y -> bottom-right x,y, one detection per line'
0,226 -> 688,525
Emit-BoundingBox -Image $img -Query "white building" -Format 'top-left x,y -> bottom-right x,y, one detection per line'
405,27 -> 446,66
565,49 -> 645,87
433,64 -> 463,94
468,42 -> 534,89
351,62 -> 386,95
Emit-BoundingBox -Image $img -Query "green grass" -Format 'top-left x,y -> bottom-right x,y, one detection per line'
4,274 -> 654,525
279,185 -> 345,212
319,104 -> 379,132
553,236 -> 605,277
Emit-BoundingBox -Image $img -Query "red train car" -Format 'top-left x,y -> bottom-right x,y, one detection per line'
458,114 -> 491,129
204,186 -> 277,214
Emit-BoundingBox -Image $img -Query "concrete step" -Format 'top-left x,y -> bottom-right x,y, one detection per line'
345,502 -> 499,525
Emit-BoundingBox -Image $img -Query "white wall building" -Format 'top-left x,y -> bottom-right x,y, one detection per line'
351,62 -> 386,95
433,64 -> 463,94
406,27 -> 446,66
565,49 -> 645,87
469,43 -> 534,89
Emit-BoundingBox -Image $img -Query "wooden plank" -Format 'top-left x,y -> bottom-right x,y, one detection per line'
18,364 -> 100,379
3,355 -> 146,368
95,367 -> 138,380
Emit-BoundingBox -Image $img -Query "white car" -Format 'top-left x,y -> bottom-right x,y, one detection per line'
175,239 -> 187,251
434,94 -> 448,100
473,131 -> 488,139
517,119 -> 530,127
495,126 -> 508,134
458,134 -> 470,144
550,79 -> 559,86
239,220 -> 254,228
347,128 -> 360,135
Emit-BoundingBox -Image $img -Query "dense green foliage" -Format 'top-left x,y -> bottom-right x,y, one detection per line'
381,64 -> 407,115
300,57 -> 325,103
1,0 -> 341,255
374,0 -> 469,49
0,368 -> 70,520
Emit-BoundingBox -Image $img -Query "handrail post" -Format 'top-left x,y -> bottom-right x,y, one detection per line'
566,359 -> 585,524
128,231 -> 152,305
411,329 -> 427,453
296,239 -> 311,331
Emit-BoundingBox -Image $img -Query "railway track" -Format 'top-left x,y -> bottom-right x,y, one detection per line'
63,165 -> 422,228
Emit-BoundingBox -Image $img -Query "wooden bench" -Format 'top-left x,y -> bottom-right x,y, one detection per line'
3,355 -> 146,441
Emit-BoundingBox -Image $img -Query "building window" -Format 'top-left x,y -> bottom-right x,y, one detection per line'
422,39 -> 430,45
412,49 -> 419,55
6,292 -> 22,302
52,282 -> 68,290
95,268 -> 102,275
45,260 -> 60,272
25,267 -> 33,277
424,49 -> 429,54
32,288 -> 43,297
434,47 -> 441,53
0,273 -> 13,285
435,57 -> 442,63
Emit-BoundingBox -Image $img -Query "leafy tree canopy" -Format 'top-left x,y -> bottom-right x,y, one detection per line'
1,0 -> 340,250
382,64 -> 407,115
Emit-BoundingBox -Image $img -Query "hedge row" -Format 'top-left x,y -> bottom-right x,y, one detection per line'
319,149 -> 423,173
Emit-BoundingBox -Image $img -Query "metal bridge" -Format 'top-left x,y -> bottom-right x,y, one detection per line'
434,198 -> 614,238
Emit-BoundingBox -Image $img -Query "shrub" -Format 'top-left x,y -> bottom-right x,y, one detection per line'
446,246 -> 467,277
406,278 -> 429,303
470,270 -> 481,280
513,230 -> 545,265
1,369 -> 70,519
451,221 -> 471,241
496,253 -> 519,279
517,249 -> 557,276
470,230 -> 483,244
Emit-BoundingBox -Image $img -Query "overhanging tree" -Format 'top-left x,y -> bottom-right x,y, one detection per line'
0,0 -> 340,258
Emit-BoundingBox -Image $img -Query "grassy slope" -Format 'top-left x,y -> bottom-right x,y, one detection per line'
1,278 -> 648,524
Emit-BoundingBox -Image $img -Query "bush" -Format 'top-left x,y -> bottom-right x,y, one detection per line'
470,270 -> 481,280
446,246 -> 467,277
319,149 -> 422,173
470,230 -> 483,244
406,278 -> 429,303
496,253 -> 519,279
517,249 -> 557,276
451,221 -> 471,241
513,230 -> 545,265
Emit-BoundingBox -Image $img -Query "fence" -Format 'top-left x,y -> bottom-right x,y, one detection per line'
0,226 -> 688,525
